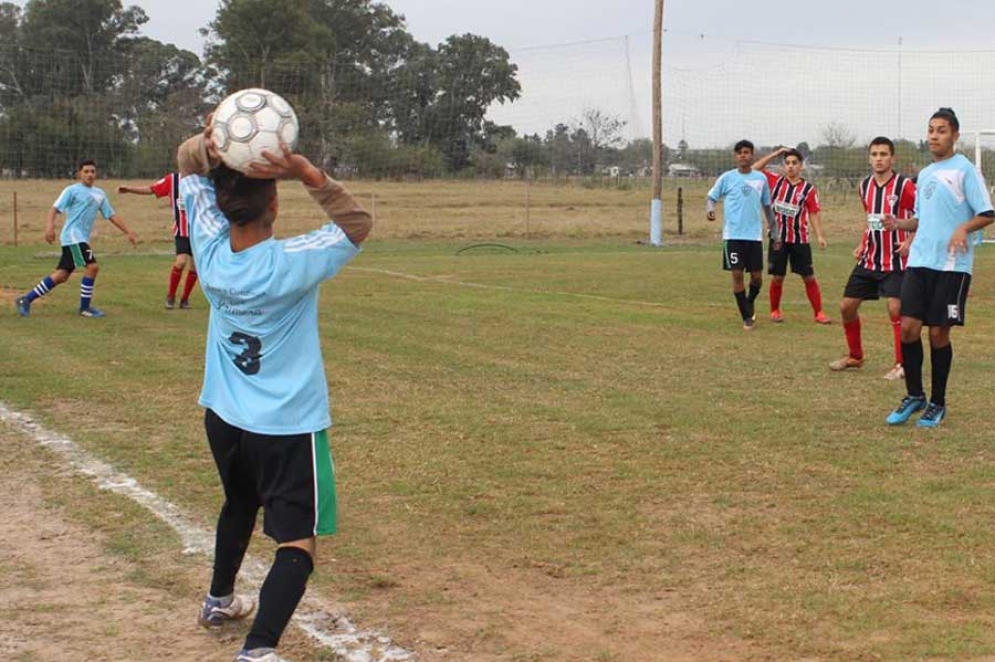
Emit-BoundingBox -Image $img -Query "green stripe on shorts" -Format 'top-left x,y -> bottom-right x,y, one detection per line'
70,243 -> 86,268
313,429 -> 337,536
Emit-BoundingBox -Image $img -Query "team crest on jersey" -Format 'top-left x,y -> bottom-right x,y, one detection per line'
923,181 -> 937,200
887,194 -> 899,207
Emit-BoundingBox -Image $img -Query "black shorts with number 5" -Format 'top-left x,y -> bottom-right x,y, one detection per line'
722,240 -> 764,272
900,267 -> 971,327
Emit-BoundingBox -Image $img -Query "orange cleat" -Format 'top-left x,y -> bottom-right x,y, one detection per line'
829,355 -> 864,371
814,311 -> 832,325
770,309 -> 784,323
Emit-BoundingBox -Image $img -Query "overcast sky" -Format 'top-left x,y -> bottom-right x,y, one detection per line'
12,0 -> 995,147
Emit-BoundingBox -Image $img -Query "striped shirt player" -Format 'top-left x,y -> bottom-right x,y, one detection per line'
706,139 -> 775,330
832,137 -> 917,379
752,147 -> 830,324
177,130 -> 372,661
885,108 -> 995,429
118,172 -> 198,309
17,159 -> 138,318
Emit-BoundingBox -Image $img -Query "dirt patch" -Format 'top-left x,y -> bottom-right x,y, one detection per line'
0,425 -> 317,662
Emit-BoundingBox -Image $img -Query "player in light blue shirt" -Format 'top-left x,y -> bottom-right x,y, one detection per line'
706,140 -> 776,329
883,108 -> 995,428
177,128 -> 372,662
16,159 -> 137,318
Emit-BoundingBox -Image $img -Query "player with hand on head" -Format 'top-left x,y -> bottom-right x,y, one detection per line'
829,137 -> 916,379
119,173 -> 198,309
177,121 -> 371,662
883,108 -> 994,427
752,146 -> 830,324
706,139 -> 776,330
17,159 -> 138,318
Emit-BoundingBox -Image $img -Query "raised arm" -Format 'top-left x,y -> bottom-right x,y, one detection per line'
248,145 -> 372,246
753,146 -> 789,172
117,185 -> 153,195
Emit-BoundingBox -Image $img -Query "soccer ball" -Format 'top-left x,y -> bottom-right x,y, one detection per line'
210,88 -> 299,174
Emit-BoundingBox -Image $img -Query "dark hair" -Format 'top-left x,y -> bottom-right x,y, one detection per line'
868,136 -> 895,154
733,139 -> 755,153
209,165 -> 277,227
931,107 -> 959,132
783,148 -> 804,163
77,159 -> 96,171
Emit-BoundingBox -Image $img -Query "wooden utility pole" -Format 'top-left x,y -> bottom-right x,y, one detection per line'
649,0 -> 665,246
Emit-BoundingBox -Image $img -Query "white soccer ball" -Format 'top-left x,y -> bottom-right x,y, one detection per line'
210,88 -> 299,174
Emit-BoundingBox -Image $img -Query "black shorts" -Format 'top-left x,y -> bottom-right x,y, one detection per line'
205,409 -> 338,542
722,240 -> 764,272
899,267 -> 971,327
175,236 -> 192,256
56,242 -> 96,273
767,241 -> 814,277
843,265 -> 904,300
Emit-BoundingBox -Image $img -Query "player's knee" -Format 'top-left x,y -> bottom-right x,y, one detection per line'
279,537 -> 317,561
174,255 -> 188,269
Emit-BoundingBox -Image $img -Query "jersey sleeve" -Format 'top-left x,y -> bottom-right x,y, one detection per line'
99,195 -> 115,219
53,186 -> 73,212
278,224 -> 360,294
966,165 -> 995,215
707,173 -> 726,201
180,175 -> 230,272
900,179 -> 916,218
805,185 -> 821,213
150,176 -> 172,199
763,170 -> 779,189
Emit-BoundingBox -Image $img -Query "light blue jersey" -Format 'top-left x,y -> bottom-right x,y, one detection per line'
180,175 -> 360,435
54,183 -> 115,246
707,169 -> 771,241
910,154 -> 994,274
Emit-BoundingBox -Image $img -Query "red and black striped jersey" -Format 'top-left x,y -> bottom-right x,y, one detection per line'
763,171 -> 820,244
856,173 -> 916,272
150,172 -> 189,238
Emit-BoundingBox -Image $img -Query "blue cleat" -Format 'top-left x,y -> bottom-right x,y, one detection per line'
886,395 -> 927,425
16,296 -> 30,317
79,307 -> 106,318
916,402 -> 946,428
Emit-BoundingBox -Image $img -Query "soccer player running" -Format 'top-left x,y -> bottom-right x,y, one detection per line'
706,140 -> 777,330
119,172 -> 199,309
752,146 -> 831,324
177,124 -> 372,662
17,159 -> 138,318
884,108 -> 994,427
829,137 -> 916,380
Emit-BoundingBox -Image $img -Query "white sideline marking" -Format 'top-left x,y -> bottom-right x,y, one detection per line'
0,402 -> 415,662
348,265 -> 675,308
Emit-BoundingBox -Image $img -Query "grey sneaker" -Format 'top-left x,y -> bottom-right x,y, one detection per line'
165,297 -> 176,310
198,594 -> 255,629
79,307 -> 106,318
179,299 -> 191,309
235,648 -> 286,662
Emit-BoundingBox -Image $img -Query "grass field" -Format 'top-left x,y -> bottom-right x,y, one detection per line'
3,178 -> 995,661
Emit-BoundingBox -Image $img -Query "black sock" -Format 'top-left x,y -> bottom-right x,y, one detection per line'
748,280 -> 761,303
244,546 -> 314,650
209,502 -> 258,598
734,290 -> 750,320
930,343 -> 953,407
902,339 -> 925,398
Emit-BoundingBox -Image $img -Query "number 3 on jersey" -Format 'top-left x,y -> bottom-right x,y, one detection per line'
230,332 -> 262,375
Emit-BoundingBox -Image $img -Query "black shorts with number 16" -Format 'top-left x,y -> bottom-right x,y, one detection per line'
722,240 -> 764,272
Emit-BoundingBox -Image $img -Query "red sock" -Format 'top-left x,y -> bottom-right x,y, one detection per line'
769,280 -> 783,312
844,317 -> 863,360
167,265 -> 182,299
891,315 -> 903,365
804,278 -> 823,314
181,270 -> 199,302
